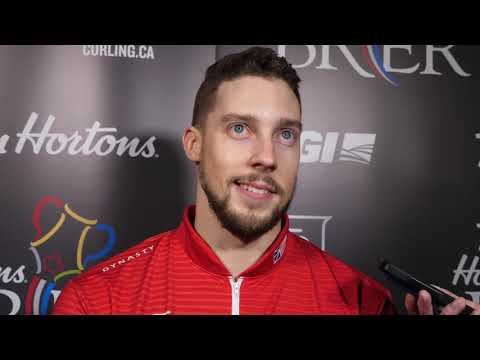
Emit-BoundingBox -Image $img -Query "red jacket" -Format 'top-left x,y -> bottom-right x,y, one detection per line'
52,206 -> 397,315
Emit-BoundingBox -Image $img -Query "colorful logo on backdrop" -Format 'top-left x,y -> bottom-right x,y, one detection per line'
278,45 -> 472,87
24,196 -> 116,315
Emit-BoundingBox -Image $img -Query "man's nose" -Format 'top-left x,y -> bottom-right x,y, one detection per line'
249,137 -> 277,171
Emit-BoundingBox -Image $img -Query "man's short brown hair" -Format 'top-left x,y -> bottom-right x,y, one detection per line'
192,47 -> 301,128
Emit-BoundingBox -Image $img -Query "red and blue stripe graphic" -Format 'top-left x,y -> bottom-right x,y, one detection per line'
362,45 -> 399,87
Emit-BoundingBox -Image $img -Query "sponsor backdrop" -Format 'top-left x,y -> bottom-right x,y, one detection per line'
0,45 -> 478,314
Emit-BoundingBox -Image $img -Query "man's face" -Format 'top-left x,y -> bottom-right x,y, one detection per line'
198,76 -> 302,242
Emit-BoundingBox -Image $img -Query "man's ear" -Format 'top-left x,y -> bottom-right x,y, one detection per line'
183,126 -> 202,163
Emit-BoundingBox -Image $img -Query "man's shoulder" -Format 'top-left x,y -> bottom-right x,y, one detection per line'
290,234 -> 396,314
53,229 -> 176,314
71,229 -> 175,286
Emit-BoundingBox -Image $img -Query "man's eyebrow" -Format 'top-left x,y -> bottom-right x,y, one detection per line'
277,119 -> 303,132
221,113 -> 302,131
220,113 -> 256,124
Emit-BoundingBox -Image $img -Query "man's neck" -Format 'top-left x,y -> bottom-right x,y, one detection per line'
194,192 -> 282,278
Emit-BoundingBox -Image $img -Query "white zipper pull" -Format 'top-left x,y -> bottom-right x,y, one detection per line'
229,277 -> 244,315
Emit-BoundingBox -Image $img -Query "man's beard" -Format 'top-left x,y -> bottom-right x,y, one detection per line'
199,168 -> 296,243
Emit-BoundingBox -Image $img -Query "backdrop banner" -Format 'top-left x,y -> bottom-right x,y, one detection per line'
1,45 -> 478,314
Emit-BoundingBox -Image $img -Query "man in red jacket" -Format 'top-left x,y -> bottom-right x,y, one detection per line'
52,47 -> 479,315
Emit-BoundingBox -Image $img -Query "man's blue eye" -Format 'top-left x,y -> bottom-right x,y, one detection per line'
281,130 -> 293,140
233,124 -> 245,134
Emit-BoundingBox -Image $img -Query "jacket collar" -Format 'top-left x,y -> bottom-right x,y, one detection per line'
178,205 -> 290,278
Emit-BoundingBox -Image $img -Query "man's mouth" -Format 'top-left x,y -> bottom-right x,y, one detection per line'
233,180 -> 277,200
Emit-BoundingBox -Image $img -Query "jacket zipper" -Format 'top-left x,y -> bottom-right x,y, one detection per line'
229,277 -> 244,315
